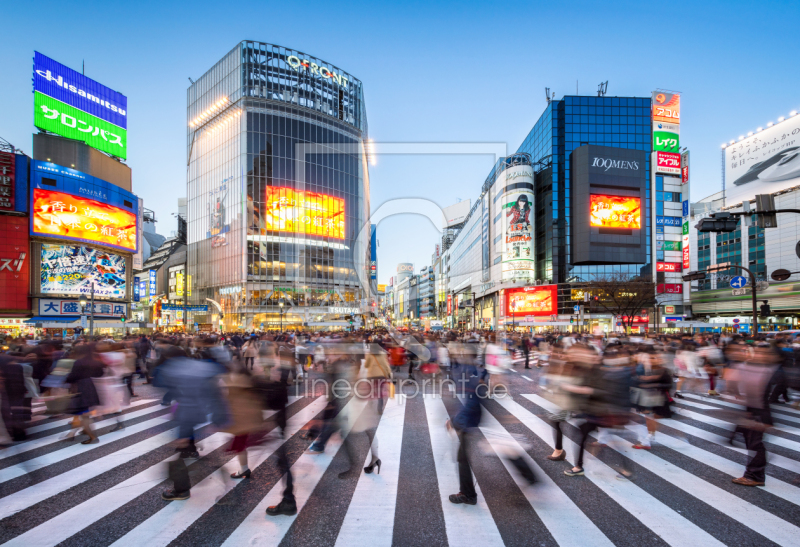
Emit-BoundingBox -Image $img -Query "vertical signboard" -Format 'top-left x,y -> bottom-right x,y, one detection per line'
0,151 -> 16,211
501,164 -> 535,281
133,275 -> 140,302
370,224 -> 377,281
681,151 -> 689,184
149,270 -> 156,302
682,221 -> 691,270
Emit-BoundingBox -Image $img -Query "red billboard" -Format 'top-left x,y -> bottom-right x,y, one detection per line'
31,188 -> 137,252
0,216 -> 30,312
0,152 -> 15,212
655,151 -> 681,175
657,283 -> 683,294
656,261 -> 682,272
506,285 -> 557,317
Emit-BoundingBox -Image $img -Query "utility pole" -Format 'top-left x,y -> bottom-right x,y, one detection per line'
89,284 -> 95,338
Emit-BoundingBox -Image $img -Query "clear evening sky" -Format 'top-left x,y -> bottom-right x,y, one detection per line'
1,0 -> 798,285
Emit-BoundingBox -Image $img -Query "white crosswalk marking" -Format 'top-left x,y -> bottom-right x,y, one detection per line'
1,390 -> 799,547
423,395 -> 505,545
220,397 -> 366,546
334,400 -> 405,547
677,396 -> 800,435
674,406 -> 800,452
515,394 -> 729,547
110,397 -> 327,547
684,393 -> 800,425
25,399 -> 156,435
478,407 -> 614,547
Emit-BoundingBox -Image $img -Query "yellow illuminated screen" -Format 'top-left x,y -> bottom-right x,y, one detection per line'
32,188 -> 137,251
590,195 -> 641,229
263,187 -> 345,239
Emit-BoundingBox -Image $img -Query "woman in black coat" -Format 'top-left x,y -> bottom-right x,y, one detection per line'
65,346 -> 104,444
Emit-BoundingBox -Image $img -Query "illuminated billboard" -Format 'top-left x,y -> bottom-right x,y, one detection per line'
40,244 -> 127,299
261,187 -> 345,239
723,112 -> 800,206
656,261 -> 682,272
506,285 -> 557,317
32,188 -> 137,252
33,52 -> 127,159
652,92 -> 680,124
501,164 -> 535,281
655,151 -> 681,175
589,195 -> 641,229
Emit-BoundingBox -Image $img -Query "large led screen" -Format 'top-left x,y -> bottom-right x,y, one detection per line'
41,244 -> 127,299
589,195 -> 641,229
506,285 -> 557,317
32,188 -> 137,252
263,187 -> 345,239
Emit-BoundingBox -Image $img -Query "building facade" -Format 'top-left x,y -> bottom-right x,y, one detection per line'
186,41 -> 371,331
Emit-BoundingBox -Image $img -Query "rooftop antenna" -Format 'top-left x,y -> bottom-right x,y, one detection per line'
82,60 -> 85,75
597,81 -> 608,97
188,77 -> 195,84
545,87 -> 551,104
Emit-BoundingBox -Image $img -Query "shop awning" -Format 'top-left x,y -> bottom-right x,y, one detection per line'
24,316 -> 80,324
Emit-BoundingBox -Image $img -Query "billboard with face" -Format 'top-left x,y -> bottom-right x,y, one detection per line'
724,113 -> 800,206
40,244 -> 127,299
506,285 -> 557,317
501,165 -> 535,281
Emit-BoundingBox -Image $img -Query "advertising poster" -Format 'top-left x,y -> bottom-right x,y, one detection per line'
32,188 -> 137,252
40,244 -> 127,298
652,92 -> 681,124
33,52 -> 127,159
34,92 -> 127,159
653,130 -> 680,153
0,216 -> 30,312
589,195 -> 641,229
501,165 -> 534,281
207,176 -> 232,247
506,285 -> 557,317
260,186 -> 345,239
655,151 -> 681,175
724,114 -> 800,206
133,275 -> 140,302
656,261 -> 682,272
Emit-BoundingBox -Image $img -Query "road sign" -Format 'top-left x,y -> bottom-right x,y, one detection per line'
573,305 -> 580,312
81,315 -> 87,328
733,318 -> 740,323
730,276 -> 747,289
732,288 -> 748,296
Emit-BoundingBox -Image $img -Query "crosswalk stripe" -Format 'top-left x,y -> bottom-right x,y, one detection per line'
0,422 -> 182,519
478,406 -> 614,547
0,406 -> 170,464
220,397 -> 366,547
422,395 -> 505,546
514,394 -> 728,547
618,421 -> 800,506
676,398 -> 800,437
334,400 -> 405,547
602,431 -> 800,546
1,432 -> 231,547
24,399 -> 157,435
674,407 -> 800,451
0,414 -> 171,484
522,375 -> 533,381
109,397 -> 327,547
683,393 -> 800,426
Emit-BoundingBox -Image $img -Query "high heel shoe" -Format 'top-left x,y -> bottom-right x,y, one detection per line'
364,459 -> 382,475
230,469 -> 251,479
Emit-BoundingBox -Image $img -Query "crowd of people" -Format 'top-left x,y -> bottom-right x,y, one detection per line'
0,327 -> 798,514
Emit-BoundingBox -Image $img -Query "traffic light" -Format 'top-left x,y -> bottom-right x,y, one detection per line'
695,212 -> 739,233
755,194 -> 777,229
570,316 -> 574,324
120,314 -> 126,323
760,300 -> 771,317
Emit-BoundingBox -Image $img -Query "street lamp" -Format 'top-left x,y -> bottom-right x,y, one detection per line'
278,298 -> 285,332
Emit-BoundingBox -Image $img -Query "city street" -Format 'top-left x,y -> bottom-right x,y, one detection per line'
2,360 -> 799,546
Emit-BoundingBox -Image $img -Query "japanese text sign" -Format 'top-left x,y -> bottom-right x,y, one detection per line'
589,195 -> 641,229
506,285 -> 557,317
0,152 -> 16,211
40,244 -> 126,298
655,151 -> 681,175
656,261 -> 682,272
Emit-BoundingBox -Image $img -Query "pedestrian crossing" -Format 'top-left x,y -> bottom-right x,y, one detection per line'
2,390 -> 800,546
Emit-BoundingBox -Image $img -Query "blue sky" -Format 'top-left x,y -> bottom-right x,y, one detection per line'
2,0 -> 799,285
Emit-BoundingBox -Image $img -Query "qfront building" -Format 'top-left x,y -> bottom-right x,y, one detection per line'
186,41 -> 371,331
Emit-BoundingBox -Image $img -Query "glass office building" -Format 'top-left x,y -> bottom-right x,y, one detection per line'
186,41 -> 370,331
516,96 -> 652,291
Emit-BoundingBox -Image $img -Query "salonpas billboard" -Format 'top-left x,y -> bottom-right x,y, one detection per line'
501,165 -> 534,281
724,113 -> 800,206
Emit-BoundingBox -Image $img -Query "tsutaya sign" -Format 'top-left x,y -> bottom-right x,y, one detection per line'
287,55 -> 349,87
328,306 -> 359,314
